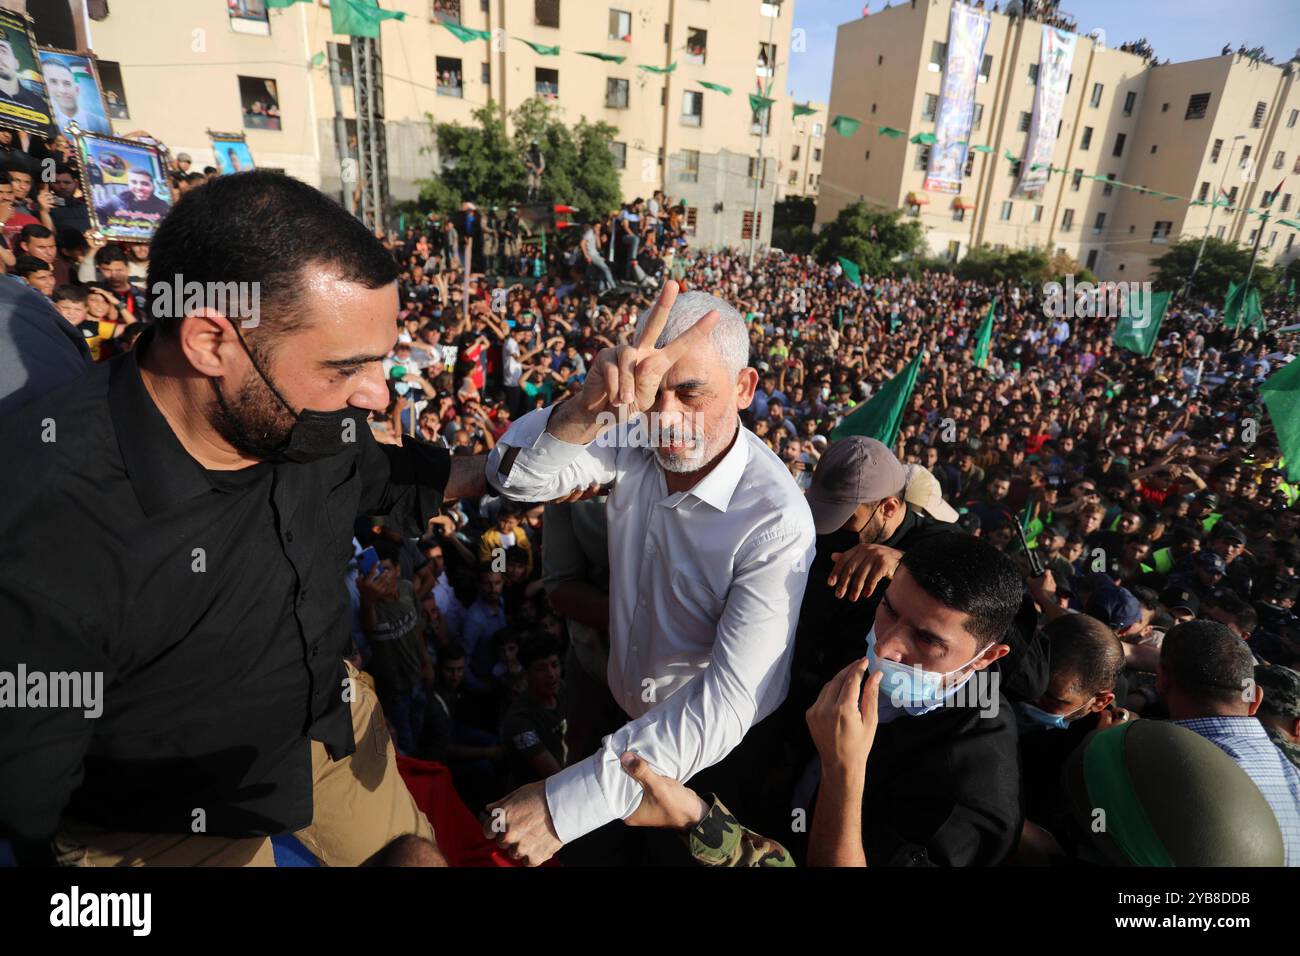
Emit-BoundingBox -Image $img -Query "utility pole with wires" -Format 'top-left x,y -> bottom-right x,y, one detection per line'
352,35 -> 390,233
748,6 -> 779,269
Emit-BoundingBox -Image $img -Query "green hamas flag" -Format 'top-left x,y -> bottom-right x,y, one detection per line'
909,132 -> 937,145
310,51 -> 326,67
1002,148 -> 1017,161
831,353 -> 924,445
970,144 -> 994,153
577,51 -> 626,62
1262,357 -> 1300,481
1223,280 -> 1264,332
972,302 -> 995,369
700,80 -> 733,94
331,0 -> 405,38
443,22 -> 491,42
838,257 -> 862,286
831,115 -> 862,136
1113,289 -> 1170,356
748,93 -> 775,114
639,62 -> 677,73
876,125 -> 905,138
793,103 -> 818,117
518,38 -> 560,55
267,0 -> 310,6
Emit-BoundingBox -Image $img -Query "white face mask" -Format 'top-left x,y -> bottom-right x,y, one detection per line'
499,531 -> 516,548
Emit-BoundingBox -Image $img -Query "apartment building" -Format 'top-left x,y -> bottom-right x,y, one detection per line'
816,0 -> 1300,280
781,101 -> 826,199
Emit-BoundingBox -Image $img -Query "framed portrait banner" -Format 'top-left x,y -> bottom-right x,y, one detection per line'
208,129 -> 255,174
38,46 -> 111,138
0,8 -> 54,135
71,124 -> 173,241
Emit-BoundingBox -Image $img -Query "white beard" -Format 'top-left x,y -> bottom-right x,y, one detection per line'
652,419 -> 714,474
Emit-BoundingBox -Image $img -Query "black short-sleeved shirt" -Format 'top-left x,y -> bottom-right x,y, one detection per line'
501,691 -> 567,791
0,329 -> 451,842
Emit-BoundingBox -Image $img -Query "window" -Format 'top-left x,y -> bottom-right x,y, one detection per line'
1032,205 -> 1044,222
742,210 -> 763,240
864,150 -> 871,161
1067,74 -> 1073,93
609,141 -> 627,169
760,0 -> 782,15
1028,63 -> 1039,85
953,206 -> 966,222
1210,138 -> 1223,163
1061,208 -> 1075,231
972,103 -> 984,132
1152,221 -> 1172,242
1198,181 -> 1210,202
1274,150 -> 1286,170
788,170 -> 798,185
682,90 -> 703,126
979,54 -> 992,83
606,77 -> 629,109
922,94 -> 939,122
1215,225 -> 1225,239
1093,212 -> 1106,234
331,42 -> 354,87
1240,144 -> 1251,164
680,149 -> 700,183
98,60 -> 130,119
481,61 -> 490,84
813,122 -> 823,137
757,42 -> 777,77
684,206 -> 697,237
238,76 -> 282,131
1251,100 -> 1266,128
436,56 -> 464,97
1018,111 -> 1032,133
929,41 -> 946,72
791,144 -> 801,161
1288,234 -> 1296,253
914,145 -> 931,170
1185,92 -> 1210,119
1282,193 -> 1293,212
1103,173 -> 1115,197
1248,229 -> 1258,244
1072,168 -> 1083,191
1227,185 -> 1239,205
1289,109 -> 1299,129
1295,156 -> 1300,174
1267,231 -> 1278,249
432,0 -> 461,24
1090,82 -> 1103,108
1150,145 -> 1158,154
535,0 -> 559,28
808,173 -> 816,185
750,102 -> 772,135
1112,132 -> 1126,157
1161,102 -> 1168,112
1123,91 -> 1136,116
747,157 -> 764,182
813,148 -> 822,162
1008,158 -> 1022,178
609,8 -> 631,40
686,27 -> 706,64
964,152 -> 975,176
1056,119 -> 1063,139
871,103 -> 877,113
535,67 -> 559,98
1080,126 -> 1092,150
1086,249 -> 1099,271
1000,201 -> 1014,221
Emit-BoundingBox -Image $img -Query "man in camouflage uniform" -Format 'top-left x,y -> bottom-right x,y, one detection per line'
621,752 -> 793,866
1255,663 -> 1300,770
482,208 -> 501,276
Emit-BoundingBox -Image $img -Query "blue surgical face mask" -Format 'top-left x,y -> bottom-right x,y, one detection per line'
395,381 -> 412,396
866,626 -> 985,711
1017,700 -> 1089,731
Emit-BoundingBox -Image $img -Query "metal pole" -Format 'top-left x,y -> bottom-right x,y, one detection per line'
327,42 -> 350,212
748,7 -> 778,269
1187,136 -> 1243,298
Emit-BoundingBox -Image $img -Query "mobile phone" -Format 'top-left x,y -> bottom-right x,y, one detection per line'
357,546 -> 380,577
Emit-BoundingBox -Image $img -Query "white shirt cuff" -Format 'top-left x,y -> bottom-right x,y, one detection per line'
544,752 -> 619,844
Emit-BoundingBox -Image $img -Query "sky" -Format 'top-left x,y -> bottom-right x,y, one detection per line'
788,0 -> 1300,103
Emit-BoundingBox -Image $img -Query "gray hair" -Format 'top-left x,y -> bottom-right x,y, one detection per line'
636,290 -> 749,378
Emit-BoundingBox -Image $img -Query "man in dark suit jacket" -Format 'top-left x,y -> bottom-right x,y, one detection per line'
0,275 -> 90,416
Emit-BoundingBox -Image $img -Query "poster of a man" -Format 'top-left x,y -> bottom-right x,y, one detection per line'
74,128 -> 173,241
38,48 -> 111,137
0,10 -> 53,134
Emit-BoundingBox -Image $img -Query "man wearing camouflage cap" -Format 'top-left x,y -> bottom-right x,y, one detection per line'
1256,663 -> 1300,770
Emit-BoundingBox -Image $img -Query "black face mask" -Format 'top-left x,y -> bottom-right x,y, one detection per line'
223,325 -> 369,465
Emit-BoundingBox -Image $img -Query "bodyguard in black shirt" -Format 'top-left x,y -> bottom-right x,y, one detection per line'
0,172 -> 484,865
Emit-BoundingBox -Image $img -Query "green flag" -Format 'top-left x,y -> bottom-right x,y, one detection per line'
876,125 -> 905,138
909,132 -> 937,145
837,257 -> 861,286
972,302 -> 995,369
829,115 -> 861,137
793,103 -> 818,117
330,0 -> 405,38
831,353 -> 924,445
517,38 -> 560,55
1223,281 -> 1263,331
444,22 -> 491,42
748,93 -> 775,114
970,144 -> 994,153
1002,148 -> 1018,161
1290,277 -> 1296,299
577,51 -> 626,63
1262,357 -> 1300,481
1112,289 -> 1170,356
309,51 -> 326,67
266,0 -> 309,6
639,62 -> 677,73
699,80 -> 732,94
836,307 -> 844,329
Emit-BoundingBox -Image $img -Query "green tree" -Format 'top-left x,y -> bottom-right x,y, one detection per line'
954,244 -> 1050,284
1151,236 -> 1276,301
812,201 -> 924,275
418,99 -> 523,213
511,98 -> 622,216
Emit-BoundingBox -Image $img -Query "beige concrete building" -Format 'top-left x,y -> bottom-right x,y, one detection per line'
816,0 -> 1300,280
781,101 -> 826,199
78,0 -> 797,246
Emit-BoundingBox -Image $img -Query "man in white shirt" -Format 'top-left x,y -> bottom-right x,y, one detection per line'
483,282 -> 815,864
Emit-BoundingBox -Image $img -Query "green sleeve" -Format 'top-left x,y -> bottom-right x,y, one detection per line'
683,795 -> 795,867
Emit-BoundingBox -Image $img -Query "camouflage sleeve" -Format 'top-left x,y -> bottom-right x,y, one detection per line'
684,794 -> 795,867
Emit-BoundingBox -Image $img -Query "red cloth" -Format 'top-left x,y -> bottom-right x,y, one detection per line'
396,755 -> 560,867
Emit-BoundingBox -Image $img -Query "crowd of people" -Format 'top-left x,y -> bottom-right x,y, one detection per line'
2,152 -> 1299,867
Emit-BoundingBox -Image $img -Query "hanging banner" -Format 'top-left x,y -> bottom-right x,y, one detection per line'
1015,26 -> 1077,198
923,3 -> 991,195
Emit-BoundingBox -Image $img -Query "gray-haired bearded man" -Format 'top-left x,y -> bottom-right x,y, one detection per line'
483,281 -> 815,864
